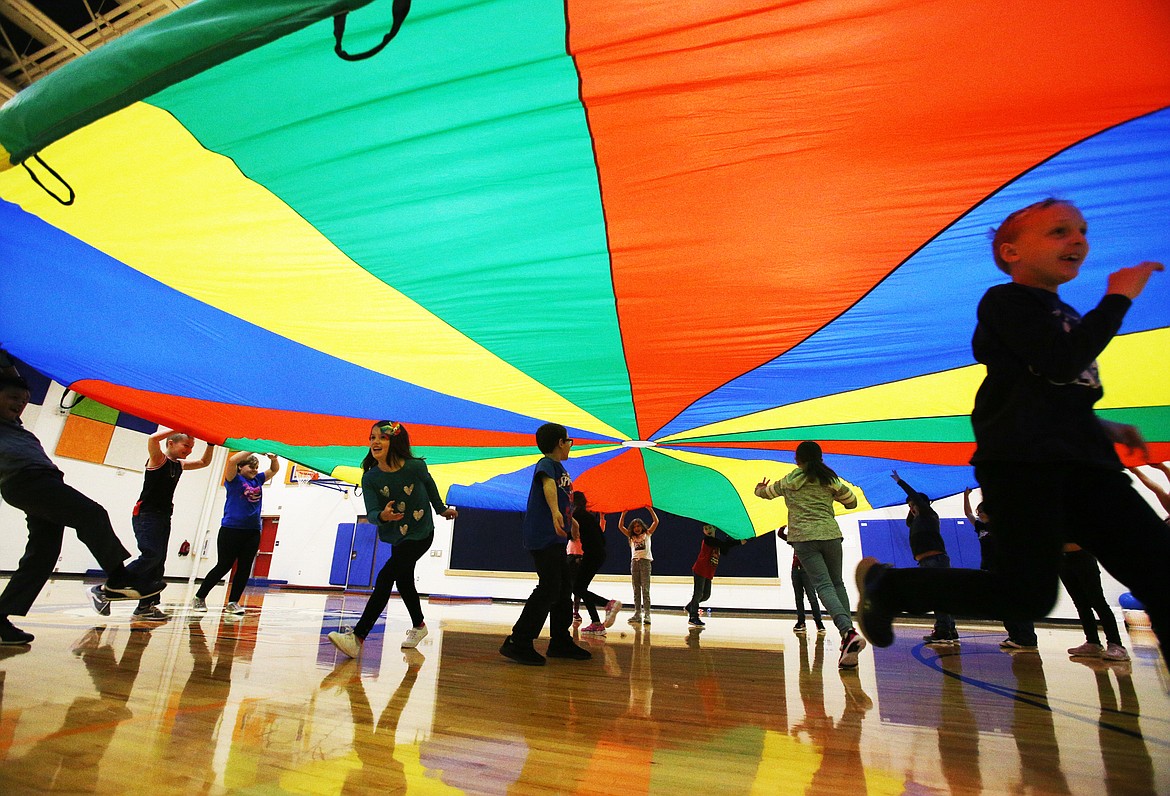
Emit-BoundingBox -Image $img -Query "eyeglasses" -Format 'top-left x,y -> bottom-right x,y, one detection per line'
563,438 -> 574,445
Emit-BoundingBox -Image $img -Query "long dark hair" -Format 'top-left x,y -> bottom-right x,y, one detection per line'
795,440 -> 839,485
361,420 -> 416,471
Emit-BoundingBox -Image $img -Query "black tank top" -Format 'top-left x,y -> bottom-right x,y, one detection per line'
137,458 -> 182,513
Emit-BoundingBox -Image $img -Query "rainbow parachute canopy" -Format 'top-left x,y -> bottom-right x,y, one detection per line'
1,0 -> 1168,538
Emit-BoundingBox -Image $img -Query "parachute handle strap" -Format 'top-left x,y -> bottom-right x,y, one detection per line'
21,153 -> 75,206
334,0 -> 411,62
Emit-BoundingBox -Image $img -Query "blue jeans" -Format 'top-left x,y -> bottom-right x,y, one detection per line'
125,509 -> 171,609
916,552 -> 956,635
791,538 -> 853,634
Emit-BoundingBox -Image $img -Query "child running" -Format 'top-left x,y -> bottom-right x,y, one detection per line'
329,421 -> 457,657
778,526 -> 825,634
754,440 -> 864,668
94,428 -> 215,621
0,355 -> 163,645
573,491 -> 621,635
619,507 -> 659,625
1060,543 -> 1129,661
855,199 -> 1169,665
685,524 -> 746,627
192,451 -> 279,615
500,423 -> 591,665
963,487 -> 1037,651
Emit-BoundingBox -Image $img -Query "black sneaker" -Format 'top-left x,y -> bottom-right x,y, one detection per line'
89,585 -> 111,616
547,639 -> 592,660
793,622 -> 807,634
102,579 -> 166,601
0,617 -> 34,645
500,635 -> 545,666
854,557 -> 894,648
922,632 -> 953,645
688,615 -> 705,627
838,628 -> 866,669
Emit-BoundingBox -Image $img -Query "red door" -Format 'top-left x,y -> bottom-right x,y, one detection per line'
252,516 -> 280,578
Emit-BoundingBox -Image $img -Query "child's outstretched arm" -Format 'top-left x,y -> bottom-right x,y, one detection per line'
223,450 -> 253,482
754,476 -> 784,500
184,439 -> 216,471
890,469 -> 925,511
264,453 -> 280,479
146,428 -> 171,469
646,507 -> 659,535
618,511 -> 630,537
962,487 -> 977,524
1099,419 -> 1148,460
1128,465 -> 1170,514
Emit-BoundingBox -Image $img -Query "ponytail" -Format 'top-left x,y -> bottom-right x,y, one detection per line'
795,440 -> 839,485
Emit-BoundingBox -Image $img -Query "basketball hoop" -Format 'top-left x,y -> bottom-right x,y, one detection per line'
293,469 -> 314,488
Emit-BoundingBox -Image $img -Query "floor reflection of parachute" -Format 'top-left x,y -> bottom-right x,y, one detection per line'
1,0 -> 1168,538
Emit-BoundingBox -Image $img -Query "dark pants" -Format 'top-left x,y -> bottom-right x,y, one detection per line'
0,470 -> 129,616
573,553 -> 608,623
916,552 -> 956,635
1003,618 -> 1037,645
196,528 -> 262,604
125,509 -> 171,610
792,565 -> 823,626
873,464 -> 1170,662
686,575 -> 712,618
512,544 -> 573,645
1059,548 -> 1122,646
354,533 -> 433,638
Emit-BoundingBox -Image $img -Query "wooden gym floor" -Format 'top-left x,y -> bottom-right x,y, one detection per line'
0,578 -> 1165,794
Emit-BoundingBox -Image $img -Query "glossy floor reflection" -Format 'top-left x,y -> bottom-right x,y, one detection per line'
0,579 -> 1166,794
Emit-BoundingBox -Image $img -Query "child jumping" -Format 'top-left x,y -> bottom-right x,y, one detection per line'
755,440 -> 864,668
329,421 -> 457,657
192,450 -> 279,615
855,199 -> 1169,665
619,507 -> 659,625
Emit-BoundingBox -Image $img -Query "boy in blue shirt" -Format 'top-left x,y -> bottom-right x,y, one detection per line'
500,423 -> 591,665
855,199 -> 1169,663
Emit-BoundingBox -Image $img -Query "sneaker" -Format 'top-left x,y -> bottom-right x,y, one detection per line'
328,628 -> 363,659
89,585 -> 111,616
547,639 -> 592,660
500,635 -> 545,666
0,617 -> 34,645
572,611 -> 582,625
131,605 -> 169,622
191,597 -> 207,613
838,628 -> 866,669
603,599 -> 622,628
225,602 -> 246,615
794,623 -> 807,634
642,615 -> 651,625
580,622 -> 607,635
1102,643 -> 1130,662
688,615 -> 705,627
922,632 -> 953,645
628,615 -> 642,625
999,638 -> 1038,652
854,558 -> 894,648
1067,641 -> 1104,657
816,625 -> 827,634
102,579 -> 166,601
402,624 -> 428,649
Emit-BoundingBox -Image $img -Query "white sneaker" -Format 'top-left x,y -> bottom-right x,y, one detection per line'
1102,643 -> 1130,661
191,597 -> 207,613
402,624 -> 428,649
603,599 -> 622,628
329,628 -> 363,659
225,602 -> 246,615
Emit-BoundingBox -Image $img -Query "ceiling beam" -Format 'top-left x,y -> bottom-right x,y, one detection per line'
0,0 -> 89,58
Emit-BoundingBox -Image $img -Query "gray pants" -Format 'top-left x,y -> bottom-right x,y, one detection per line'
631,558 -> 652,617
791,538 -> 854,635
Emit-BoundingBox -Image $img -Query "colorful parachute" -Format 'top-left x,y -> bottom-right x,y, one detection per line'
1,0 -> 1168,538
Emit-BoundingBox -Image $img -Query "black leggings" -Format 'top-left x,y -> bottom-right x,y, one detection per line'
573,554 -> 609,623
1059,548 -> 1122,646
354,533 -> 433,639
196,528 -> 262,603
